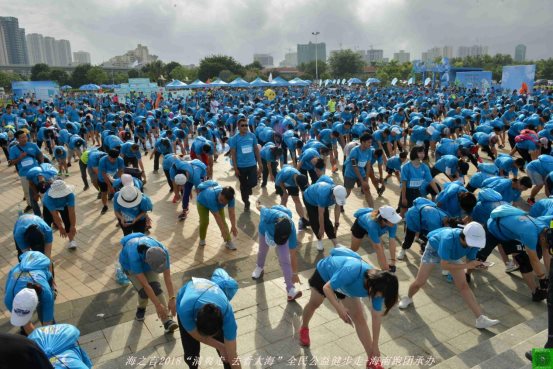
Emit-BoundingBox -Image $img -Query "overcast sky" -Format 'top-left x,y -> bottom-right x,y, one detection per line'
3,0 -> 552,66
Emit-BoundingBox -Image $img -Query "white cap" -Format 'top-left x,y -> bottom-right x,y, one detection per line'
426,126 -> 436,135
174,174 -> 187,185
121,173 -> 134,187
333,185 -> 347,206
391,127 -> 401,135
463,222 -> 486,249
11,288 -> 38,327
540,137 -> 548,145
379,205 -> 402,224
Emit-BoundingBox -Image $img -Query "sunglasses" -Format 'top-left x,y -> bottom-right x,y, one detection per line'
240,124 -> 248,127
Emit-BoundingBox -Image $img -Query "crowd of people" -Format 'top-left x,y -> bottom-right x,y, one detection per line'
1,82 -> 553,368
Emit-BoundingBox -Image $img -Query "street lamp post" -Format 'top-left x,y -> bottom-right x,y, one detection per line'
312,31 -> 320,82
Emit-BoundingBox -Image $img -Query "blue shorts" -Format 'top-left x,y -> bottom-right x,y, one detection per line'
421,245 -> 464,265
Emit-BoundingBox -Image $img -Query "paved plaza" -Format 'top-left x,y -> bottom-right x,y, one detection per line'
0,150 -> 546,369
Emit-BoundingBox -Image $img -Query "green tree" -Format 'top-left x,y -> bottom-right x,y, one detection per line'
163,61 -> 181,77
31,63 -> 51,81
298,61 -> 328,80
141,60 -> 165,82
217,69 -> 236,82
245,61 -> 263,70
328,49 -> 365,78
0,71 -> 23,90
198,55 -> 245,80
86,66 -> 108,85
112,72 -> 128,84
71,64 -> 92,87
49,69 -> 70,86
169,65 -> 198,82
128,69 -> 140,79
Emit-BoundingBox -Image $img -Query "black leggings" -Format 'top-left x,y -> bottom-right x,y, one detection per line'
402,228 -> 428,251
43,206 -> 71,233
237,165 -> 257,207
118,217 -> 147,236
303,198 -> 336,240
178,317 -> 231,369
261,159 -> 277,187
79,159 -> 89,187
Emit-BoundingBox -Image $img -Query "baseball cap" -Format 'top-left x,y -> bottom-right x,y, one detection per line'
463,222 -> 486,248
269,218 -> 292,246
10,288 -> 38,327
333,185 -> 347,206
145,247 -> 168,273
378,205 -> 402,224
174,174 -> 187,185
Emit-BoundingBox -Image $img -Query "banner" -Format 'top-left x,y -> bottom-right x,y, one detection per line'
455,71 -> 493,90
501,65 -> 536,92
12,81 -> 59,101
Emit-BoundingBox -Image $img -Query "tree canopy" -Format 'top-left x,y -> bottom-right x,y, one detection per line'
198,55 -> 245,81
329,49 -> 365,78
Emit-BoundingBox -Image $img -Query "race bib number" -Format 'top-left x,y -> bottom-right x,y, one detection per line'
20,157 -> 34,167
241,145 -> 253,154
123,212 -> 135,223
357,161 -> 367,168
409,179 -> 423,188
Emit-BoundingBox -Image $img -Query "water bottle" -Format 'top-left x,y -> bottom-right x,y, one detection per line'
115,264 -> 130,285
17,204 -> 23,218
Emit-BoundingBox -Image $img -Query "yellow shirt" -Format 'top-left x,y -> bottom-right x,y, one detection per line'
327,100 -> 336,113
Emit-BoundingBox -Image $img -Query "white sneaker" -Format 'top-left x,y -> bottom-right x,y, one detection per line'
67,240 -> 77,249
397,249 -> 406,261
398,296 -> 413,309
287,287 -> 302,301
199,239 -> 206,247
441,269 -> 450,276
504,261 -> 519,273
252,266 -> 264,279
475,315 -> 500,329
316,240 -> 324,251
225,241 -> 237,250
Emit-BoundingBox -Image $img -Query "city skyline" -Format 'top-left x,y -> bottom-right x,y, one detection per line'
0,0 -> 551,67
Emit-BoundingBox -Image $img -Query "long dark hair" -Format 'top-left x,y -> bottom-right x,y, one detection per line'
364,270 -> 399,315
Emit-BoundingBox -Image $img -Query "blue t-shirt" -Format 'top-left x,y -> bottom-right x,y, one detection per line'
87,151 -> 107,169
427,227 -> 478,261
386,155 -> 403,172
13,215 -> 53,250
344,146 -> 373,179
121,142 -> 142,159
487,214 -> 553,251
405,198 -> 448,233
97,156 -> 124,183
229,132 -> 258,168
529,197 -> 553,217
482,177 -> 521,203
176,278 -> 237,341
43,191 -> 76,211
275,165 -> 301,188
119,233 -> 170,274
9,142 -> 42,176
436,182 -> 469,217
354,209 -> 397,243
303,182 -> 335,208
197,183 -> 235,212
113,193 -> 153,223
434,155 -> 458,176
400,161 -> 432,189
259,206 -> 297,249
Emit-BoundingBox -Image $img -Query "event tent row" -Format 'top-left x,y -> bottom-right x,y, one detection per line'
165,76 -> 312,89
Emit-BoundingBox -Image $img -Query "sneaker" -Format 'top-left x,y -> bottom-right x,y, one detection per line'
388,265 -> 396,273
316,240 -> 324,251
178,210 -> 188,221
397,249 -> 406,261
96,192 -> 102,199
525,350 -> 532,362
100,205 -> 108,215
153,169 -> 159,174
163,319 -> 178,334
367,359 -> 384,369
135,307 -> 146,321
67,240 -> 77,250
377,186 -> 385,196
83,185 -> 89,191
225,241 -> 237,250
199,239 -> 206,247
441,269 -> 450,276
244,203 -> 250,212
504,261 -> 519,273
23,205 -> 32,213
252,266 -> 264,279
527,197 -> 536,206
532,288 -> 547,302
299,327 -> 310,347
298,219 -> 305,231
475,315 -> 500,329
498,145 -> 505,149
287,287 -> 302,302
64,172 -> 70,177
398,296 -> 413,309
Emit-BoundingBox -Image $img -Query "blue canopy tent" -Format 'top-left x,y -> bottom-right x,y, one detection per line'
186,79 -> 207,89
348,78 -> 363,84
60,85 -> 72,90
366,78 -> 381,85
165,79 -> 188,90
249,77 -> 269,87
79,83 -> 101,91
268,76 -> 289,87
229,77 -> 250,88
288,77 -> 309,86
209,78 -> 228,87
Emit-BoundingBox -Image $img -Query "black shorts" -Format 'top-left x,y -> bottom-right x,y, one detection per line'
351,219 -> 368,239
308,269 -> 346,300
286,186 -> 300,196
385,167 -> 396,175
98,181 -> 108,192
